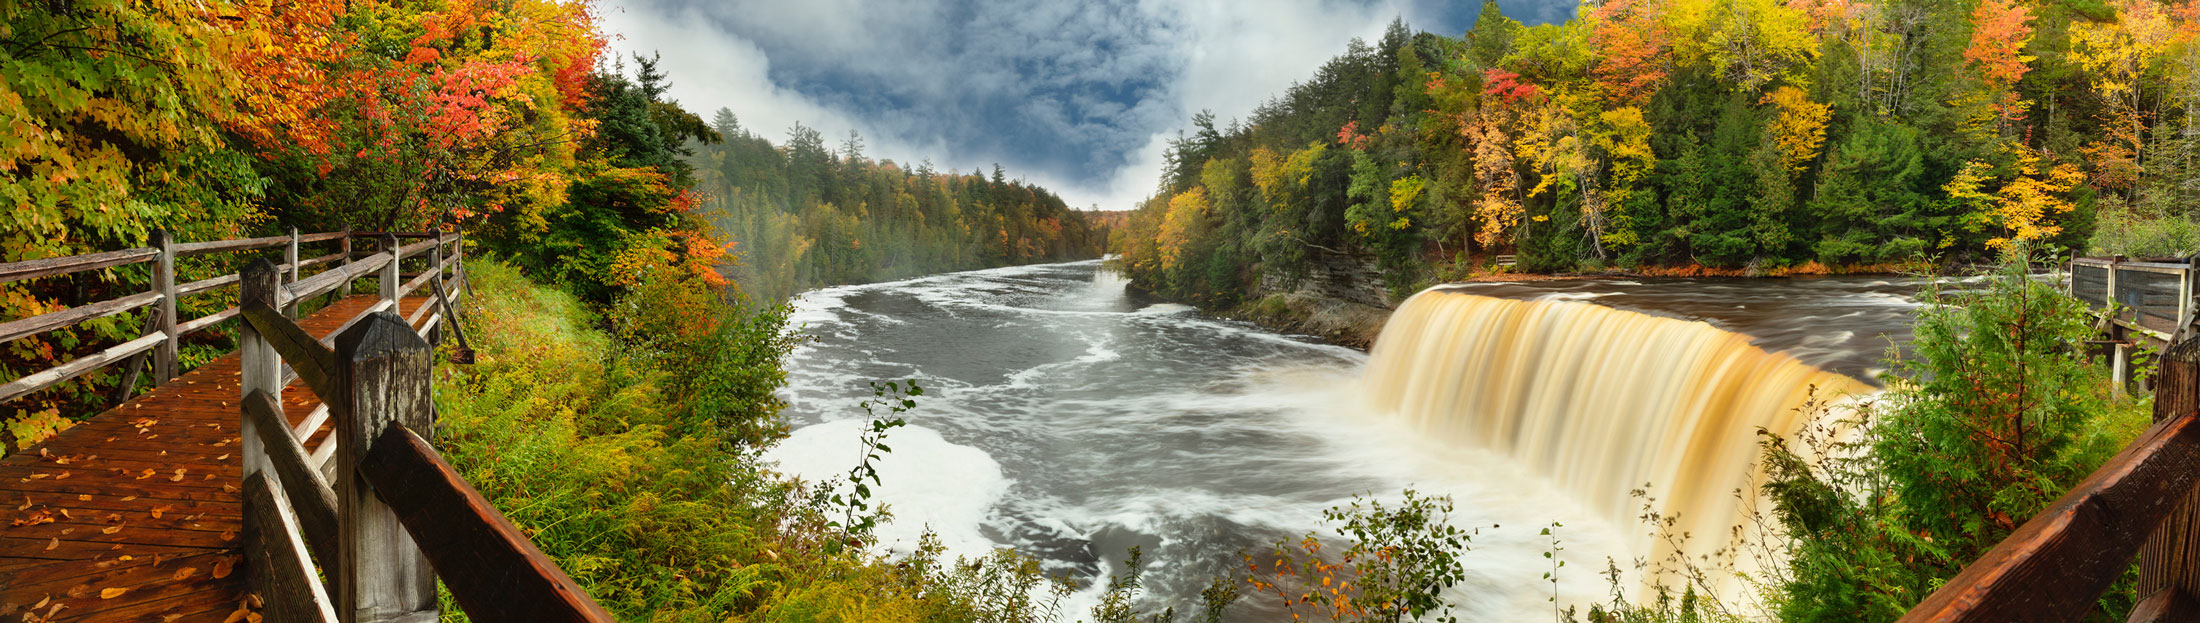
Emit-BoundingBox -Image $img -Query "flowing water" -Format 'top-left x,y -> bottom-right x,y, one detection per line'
766,261 -> 1924,620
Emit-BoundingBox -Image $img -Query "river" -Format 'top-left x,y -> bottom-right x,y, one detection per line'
766,259 -> 1924,620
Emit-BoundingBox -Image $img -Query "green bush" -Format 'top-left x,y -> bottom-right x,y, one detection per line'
1760,251 -> 2151,623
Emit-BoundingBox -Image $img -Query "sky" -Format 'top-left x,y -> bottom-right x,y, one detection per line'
600,0 -> 1576,212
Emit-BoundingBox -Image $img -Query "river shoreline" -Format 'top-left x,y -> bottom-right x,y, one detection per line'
1125,265 -> 1927,360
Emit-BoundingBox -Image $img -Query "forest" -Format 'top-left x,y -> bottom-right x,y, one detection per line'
1115,0 -> 2200,304
689,115 -> 1107,300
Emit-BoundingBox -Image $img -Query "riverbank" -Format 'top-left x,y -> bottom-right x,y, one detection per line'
1133,260 -> 1929,355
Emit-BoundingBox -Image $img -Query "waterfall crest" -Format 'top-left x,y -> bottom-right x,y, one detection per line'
1363,289 -> 1859,566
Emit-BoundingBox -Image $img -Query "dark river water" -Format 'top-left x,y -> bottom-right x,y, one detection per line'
766,260 -> 1924,620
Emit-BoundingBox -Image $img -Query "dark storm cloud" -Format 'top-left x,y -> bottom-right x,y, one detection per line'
604,0 -> 1577,210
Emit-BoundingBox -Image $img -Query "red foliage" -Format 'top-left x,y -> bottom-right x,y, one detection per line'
1336,120 -> 1376,150
1481,69 -> 1544,104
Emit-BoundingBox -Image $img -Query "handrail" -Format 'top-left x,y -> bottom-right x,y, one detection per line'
175,235 -> 292,257
0,290 -> 162,344
0,247 -> 158,284
287,251 -> 394,304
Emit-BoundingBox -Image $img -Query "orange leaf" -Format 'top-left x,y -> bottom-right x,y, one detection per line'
100,587 -> 128,599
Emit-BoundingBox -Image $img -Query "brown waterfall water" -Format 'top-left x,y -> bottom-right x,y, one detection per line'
1363,288 -> 1865,583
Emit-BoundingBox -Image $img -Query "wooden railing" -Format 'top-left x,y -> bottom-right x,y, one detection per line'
1898,337 -> 2200,622
2070,256 -> 2200,343
0,228 -> 350,404
0,228 -> 606,620
230,244 -> 609,621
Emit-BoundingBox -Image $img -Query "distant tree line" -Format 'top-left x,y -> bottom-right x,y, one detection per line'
690,113 -> 1109,300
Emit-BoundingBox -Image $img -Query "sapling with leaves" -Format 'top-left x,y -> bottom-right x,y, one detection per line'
825,379 -> 922,544
1088,546 -> 1240,623
1543,521 -> 1566,616
1248,489 -> 1472,623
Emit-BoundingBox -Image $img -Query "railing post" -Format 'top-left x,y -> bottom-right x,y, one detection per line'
151,230 -> 178,381
427,235 -> 443,345
379,234 -> 399,309
334,313 -> 438,622
449,232 -> 464,307
2140,338 -> 2200,611
338,227 -> 354,299
285,227 -> 302,318
238,260 -> 283,480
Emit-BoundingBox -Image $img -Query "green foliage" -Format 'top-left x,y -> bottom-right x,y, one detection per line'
826,380 -> 921,541
1760,251 -> 2151,623
1249,489 -> 1473,623
436,259 -> 808,619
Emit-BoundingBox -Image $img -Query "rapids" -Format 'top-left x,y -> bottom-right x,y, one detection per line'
766,260 -> 1920,620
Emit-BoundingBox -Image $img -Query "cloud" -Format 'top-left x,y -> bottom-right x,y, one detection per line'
601,0 -> 1574,212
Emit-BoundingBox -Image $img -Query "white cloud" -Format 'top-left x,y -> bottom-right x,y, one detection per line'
601,0 -> 1420,212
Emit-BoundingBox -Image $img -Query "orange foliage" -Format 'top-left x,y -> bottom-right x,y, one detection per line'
1589,0 -> 1672,108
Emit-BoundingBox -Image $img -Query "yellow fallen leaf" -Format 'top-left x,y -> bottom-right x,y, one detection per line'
102,524 -> 123,534
212,558 -> 235,578
100,587 -> 128,599
173,567 -> 199,581
45,537 -> 58,551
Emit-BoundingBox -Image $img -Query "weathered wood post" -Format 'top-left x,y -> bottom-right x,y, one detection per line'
151,229 -> 178,381
338,227 -> 354,299
379,234 -> 399,310
239,260 -> 282,480
2139,337 -> 2200,618
239,259 -> 342,621
449,232 -> 464,307
427,234 -> 443,345
334,312 -> 438,623
285,227 -> 302,318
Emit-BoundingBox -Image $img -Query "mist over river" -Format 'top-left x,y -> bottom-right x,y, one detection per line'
765,260 -> 1923,620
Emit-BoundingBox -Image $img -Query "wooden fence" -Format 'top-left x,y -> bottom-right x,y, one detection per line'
2070,256 -> 2200,342
0,229 -> 611,621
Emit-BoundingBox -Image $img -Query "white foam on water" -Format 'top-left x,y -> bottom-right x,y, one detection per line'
1134,303 -> 1198,315
765,419 -> 1011,562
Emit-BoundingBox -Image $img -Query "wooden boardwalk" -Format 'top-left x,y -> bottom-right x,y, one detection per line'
0,296 -> 428,622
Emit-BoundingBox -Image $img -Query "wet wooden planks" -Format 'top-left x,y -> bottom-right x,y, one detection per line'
0,296 -> 430,622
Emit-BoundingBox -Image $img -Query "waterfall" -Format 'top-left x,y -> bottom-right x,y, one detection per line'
1363,288 -> 1860,576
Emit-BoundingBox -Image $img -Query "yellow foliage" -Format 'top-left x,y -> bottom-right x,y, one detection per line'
1248,147 -> 1286,197
1761,86 -> 1831,173
1157,187 -> 1211,271
1945,152 -> 2085,248
1389,176 -> 1427,213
